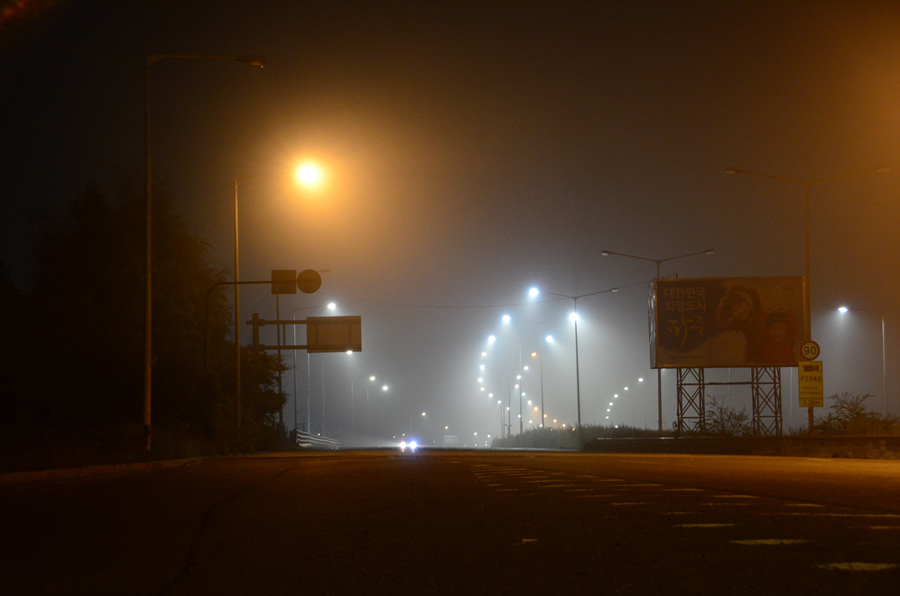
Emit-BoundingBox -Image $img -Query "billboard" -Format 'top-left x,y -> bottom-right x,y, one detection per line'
649,277 -> 807,369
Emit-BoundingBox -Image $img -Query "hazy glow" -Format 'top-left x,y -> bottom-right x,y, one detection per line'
569,312 -> 578,323
502,314 -> 511,324
545,335 -> 554,343
528,287 -> 539,298
327,302 -> 337,310
296,162 -> 323,186
838,306 -> 849,314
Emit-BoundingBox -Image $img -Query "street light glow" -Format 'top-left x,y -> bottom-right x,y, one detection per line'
296,162 -> 323,186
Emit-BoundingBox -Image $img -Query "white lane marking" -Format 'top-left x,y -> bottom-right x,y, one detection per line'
814,562 -> 898,571
731,538 -> 809,545
769,513 -> 900,519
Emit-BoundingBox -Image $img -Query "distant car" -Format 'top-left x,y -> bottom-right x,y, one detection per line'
399,439 -> 418,453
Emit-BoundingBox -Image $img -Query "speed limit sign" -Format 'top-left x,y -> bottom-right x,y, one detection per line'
800,340 -> 820,360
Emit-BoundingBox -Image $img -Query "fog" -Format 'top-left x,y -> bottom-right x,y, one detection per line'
3,0 -> 898,444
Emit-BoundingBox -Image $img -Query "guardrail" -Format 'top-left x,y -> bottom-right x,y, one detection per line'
294,431 -> 349,450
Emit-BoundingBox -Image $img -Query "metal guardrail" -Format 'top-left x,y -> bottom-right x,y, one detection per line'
294,431 -> 349,450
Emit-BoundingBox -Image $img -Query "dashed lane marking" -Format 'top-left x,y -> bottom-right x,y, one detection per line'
731,538 -> 809,545
814,562 -> 898,572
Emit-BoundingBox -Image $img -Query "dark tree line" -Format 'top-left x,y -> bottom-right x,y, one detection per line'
0,172 -> 286,470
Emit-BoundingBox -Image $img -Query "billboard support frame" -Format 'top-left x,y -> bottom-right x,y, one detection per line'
676,368 -> 706,435
675,366 -> 783,437
752,366 -> 783,437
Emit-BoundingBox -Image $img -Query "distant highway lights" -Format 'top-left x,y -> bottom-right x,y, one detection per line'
528,286 -> 619,429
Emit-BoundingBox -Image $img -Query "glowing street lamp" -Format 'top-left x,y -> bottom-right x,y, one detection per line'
233,162 -> 326,429
528,286 -> 618,429
726,164 -> 888,432
837,306 -> 887,416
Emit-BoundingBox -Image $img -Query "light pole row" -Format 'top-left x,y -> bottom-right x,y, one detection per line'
599,248 -> 715,432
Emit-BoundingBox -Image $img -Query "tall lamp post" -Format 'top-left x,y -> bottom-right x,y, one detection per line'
838,306 -> 887,417
725,165 -> 888,432
144,53 -> 263,450
367,378 -> 388,440
600,248 -> 714,432
233,165 -> 323,429
529,286 -> 619,429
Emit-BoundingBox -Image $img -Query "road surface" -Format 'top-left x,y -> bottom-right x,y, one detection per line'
2,450 -> 899,594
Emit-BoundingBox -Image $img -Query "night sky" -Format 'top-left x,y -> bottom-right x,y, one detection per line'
2,0 -> 898,444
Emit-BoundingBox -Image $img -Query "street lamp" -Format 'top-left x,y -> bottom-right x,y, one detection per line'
144,53 -> 263,450
837,306 -> 887,417
726,164 -> 888,432
233,164 -> 324,429
365,377 -> 386,440
528,286 -> 619,429
599,248 -> 714,432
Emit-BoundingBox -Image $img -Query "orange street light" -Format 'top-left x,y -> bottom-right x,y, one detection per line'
233,164 -> 326,428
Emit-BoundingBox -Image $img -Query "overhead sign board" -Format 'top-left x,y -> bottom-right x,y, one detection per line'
307,316 -> 362,353
798,361 -> 824,408
649,277 -> 808,369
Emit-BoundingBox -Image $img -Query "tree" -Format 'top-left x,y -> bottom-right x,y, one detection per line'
1,170 -> 277,454
816,393 -> 898,435
705,395 -> 751,437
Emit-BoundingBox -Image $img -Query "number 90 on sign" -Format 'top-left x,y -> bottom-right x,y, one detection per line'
800,340 -> 820,360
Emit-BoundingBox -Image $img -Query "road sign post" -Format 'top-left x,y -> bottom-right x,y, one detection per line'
798,341 -> 822,434
798,360 -> 824,433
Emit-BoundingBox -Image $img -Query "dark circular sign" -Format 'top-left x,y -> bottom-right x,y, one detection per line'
297,269 -> 322,294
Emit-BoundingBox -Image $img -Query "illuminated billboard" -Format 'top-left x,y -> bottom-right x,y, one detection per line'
649,277 -> 807,369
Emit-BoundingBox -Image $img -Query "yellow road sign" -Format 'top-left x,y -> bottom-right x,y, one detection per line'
798,361 -> 824,408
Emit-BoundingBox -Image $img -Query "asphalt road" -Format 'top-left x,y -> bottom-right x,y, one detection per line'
2,450 -> 899,594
